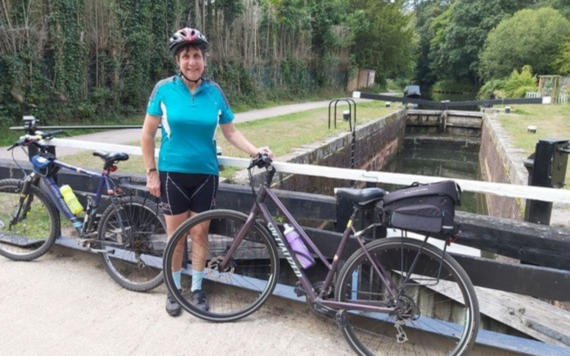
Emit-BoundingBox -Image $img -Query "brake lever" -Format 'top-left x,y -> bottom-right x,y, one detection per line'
7,138 -> 27,151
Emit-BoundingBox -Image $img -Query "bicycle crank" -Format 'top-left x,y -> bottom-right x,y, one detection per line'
308,282 -> 336,318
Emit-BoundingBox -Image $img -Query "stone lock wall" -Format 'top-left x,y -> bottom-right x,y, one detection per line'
277,109 -> 407,195
479,113 -> 527,220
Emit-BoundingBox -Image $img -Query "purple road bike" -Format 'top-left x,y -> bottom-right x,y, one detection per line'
163,154 -> 479,356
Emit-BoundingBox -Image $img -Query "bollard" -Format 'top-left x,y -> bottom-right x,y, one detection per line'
523,138 -> 570,224
527,125 -> 537,133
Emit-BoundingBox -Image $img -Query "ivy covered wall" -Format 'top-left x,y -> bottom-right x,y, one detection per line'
0,0 -> 350,125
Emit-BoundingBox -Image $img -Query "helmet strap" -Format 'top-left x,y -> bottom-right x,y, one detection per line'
180,72 -> 202,84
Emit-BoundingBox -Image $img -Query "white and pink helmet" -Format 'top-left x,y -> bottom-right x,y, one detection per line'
169,27 -> 209,56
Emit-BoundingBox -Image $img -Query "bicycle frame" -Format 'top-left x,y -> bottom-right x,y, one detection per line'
218,167 -> 399,315
25,155 -> 120,236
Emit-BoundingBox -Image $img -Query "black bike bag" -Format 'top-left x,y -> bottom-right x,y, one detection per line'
382,180 -> 461,234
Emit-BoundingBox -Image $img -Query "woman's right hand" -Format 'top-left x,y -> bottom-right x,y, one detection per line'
146,171 -> 161,197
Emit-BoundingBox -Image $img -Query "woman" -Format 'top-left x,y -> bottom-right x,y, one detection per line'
141,27 -> 273,317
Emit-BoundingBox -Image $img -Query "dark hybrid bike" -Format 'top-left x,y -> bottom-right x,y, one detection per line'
163,155 -> 480,356
0,130 -> 166,292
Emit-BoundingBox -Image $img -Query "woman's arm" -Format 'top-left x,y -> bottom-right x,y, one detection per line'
220,122 -> 273,157
141,114 -> 162,197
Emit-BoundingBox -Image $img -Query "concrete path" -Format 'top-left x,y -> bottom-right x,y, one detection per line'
0,245 -> 355,356
0,245 -> 514,356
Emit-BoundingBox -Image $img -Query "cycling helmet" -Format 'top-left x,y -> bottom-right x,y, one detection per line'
169,28 -> 209,57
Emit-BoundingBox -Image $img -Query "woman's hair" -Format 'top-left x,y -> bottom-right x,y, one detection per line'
169,28 -> 209,58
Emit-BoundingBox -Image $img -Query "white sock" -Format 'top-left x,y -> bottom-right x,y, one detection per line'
191,270 -> 204,292
172,270 -> 182,290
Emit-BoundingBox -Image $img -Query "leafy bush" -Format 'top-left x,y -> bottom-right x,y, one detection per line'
478,65 -> 537,99
501,65 -> 537,98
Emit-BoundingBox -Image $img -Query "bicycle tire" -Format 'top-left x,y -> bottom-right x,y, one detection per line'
335,237 -> 479,356
98,196 -> 166,292
163,209 -> 279,322
0,178 -> 59,261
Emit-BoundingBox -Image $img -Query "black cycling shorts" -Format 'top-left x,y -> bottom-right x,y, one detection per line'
159,172 -> 219,215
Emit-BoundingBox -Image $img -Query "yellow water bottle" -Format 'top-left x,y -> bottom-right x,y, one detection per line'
60,185 -> 84,215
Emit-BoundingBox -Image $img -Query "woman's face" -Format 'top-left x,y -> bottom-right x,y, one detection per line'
177,46 -> 205,82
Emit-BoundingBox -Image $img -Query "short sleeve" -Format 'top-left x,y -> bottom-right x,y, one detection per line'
146,82 -> 163,117
211,82 -> 234,124
219,102 -> 234,124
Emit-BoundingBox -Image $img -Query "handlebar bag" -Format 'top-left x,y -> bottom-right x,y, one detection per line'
31,153 -> 59,177
382,180 -> 461,234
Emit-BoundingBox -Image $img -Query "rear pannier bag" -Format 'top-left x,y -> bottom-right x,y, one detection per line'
382,180 -> 461,234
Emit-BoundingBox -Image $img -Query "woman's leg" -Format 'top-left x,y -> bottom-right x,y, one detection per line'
188,212 -> 211,273
165,212 -> 191,280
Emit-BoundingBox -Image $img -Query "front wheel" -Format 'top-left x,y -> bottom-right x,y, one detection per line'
0,178 -> 60,261
163,209 -> 279,322
335,237 -> 479,356
98,196 -> 166,292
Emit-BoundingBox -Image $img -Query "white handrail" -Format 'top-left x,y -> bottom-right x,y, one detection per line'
46,138 -> 570,204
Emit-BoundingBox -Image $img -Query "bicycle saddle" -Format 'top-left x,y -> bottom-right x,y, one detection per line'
335,187 -> 385,207
93,151 -> 130,163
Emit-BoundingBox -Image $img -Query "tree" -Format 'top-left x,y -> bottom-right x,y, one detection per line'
533,0 -> 570,18
479,7 -> 570,80
347,0 -> 417,81
553,39 -> 570,74
412,0 -> 452,88
429,0 -> 535,85
307,0 -> 346,86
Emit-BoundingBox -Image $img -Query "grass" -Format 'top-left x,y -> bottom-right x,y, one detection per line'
52,101 -> 398,179
495,103 -> 570,188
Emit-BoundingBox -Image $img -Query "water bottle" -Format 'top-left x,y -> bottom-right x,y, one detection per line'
283,224 -> 315,269
59,185 -> 84,215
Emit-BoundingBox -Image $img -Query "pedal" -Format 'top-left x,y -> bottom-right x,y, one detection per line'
88,247 -> 109,254
78,237 -> 97,246
78,238 -> 108,254
335,310 -> 347,328
294,281 -> 306,297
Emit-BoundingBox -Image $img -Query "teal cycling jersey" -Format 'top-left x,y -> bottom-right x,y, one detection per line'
146,76 -> 234,175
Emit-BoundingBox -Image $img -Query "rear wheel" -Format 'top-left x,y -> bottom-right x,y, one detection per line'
336,237 -> 479,356
0,178 -> 59,261
163,209 -> 279,322
98,196 -> 166,292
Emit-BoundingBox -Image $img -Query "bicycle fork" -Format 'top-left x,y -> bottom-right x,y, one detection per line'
9,175 -> 37,228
